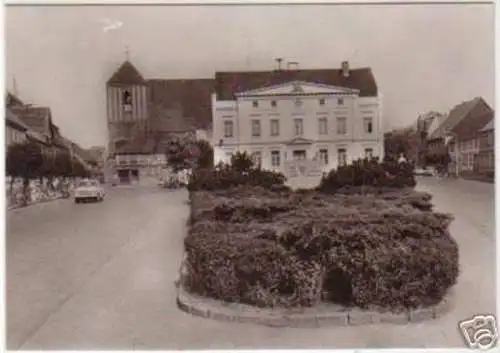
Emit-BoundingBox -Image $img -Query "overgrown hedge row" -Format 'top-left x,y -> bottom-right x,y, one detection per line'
184,186 -> 459,311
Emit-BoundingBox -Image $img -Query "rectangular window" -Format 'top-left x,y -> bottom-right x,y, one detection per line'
271,100 -> 277,108
294,118 -> 304,136
318,117 -> 328,135
319,149 -> 329,164
365,148 -> 373,159
337,148 -> 347,166
223,121 -> 234,138
251,151 -> 262,167
337,97 -> 344,105
252,100 -> 259,108
295,98 -> 303,107
319,98 -> 325,106
270,119 -> 280,136
271,151 -> 281,167
337,117 -> 347,135
364,117 -> 373,134
487,133 -> 493,146
251,119 -> 261,137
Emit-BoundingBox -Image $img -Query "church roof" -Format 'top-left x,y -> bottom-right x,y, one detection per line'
107,60 -> 146,85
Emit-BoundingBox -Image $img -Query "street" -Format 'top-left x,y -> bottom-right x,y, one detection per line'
6,179 -> 496,350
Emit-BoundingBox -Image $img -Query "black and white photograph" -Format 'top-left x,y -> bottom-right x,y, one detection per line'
4,1 -> 497,350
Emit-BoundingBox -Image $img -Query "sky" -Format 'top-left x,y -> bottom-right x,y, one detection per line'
5,3 -> 495,148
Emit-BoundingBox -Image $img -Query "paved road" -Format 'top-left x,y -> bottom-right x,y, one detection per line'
6,179 -> 496,349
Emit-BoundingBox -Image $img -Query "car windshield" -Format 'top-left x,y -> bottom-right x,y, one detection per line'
78,180 -> 98,188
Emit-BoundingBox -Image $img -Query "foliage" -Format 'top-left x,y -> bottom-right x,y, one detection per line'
317,157 -> 416,193
195,139 -> 214,169
165,137 -> 194,172
184,186 -> 458,311
71,157 -> 91,178
6,141 -> 45,180
230,151 -> 255,172
423,146 -> 451,167
383,128 -> 413,158
187,164 -> 287,192
40,149 -> 74,178
165,135 -> 214,172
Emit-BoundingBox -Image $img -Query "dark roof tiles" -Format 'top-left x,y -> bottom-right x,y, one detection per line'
5,109 -> 29,131
215,68 -> 378,100
429,97 -> 494,140
108,60 -> 147,85
9,106 -> 52,136
480,119 -> 494,132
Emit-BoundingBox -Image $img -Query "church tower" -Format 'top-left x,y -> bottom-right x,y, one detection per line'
106,59 -> 148,153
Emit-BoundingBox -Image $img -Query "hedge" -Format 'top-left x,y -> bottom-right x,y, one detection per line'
184,186 -> 459,311
317,158 -> 416,193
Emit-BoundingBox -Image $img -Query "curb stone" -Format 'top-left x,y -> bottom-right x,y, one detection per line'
177,285 -> 455,328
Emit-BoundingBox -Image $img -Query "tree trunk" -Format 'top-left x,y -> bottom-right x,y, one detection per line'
22,178 -> 30,206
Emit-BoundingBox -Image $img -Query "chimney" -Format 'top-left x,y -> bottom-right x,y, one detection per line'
341,61 -> 350,77
275,58 -> 283,71
287,61 -> 299,70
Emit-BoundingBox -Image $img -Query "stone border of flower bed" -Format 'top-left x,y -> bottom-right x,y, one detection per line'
176,257 -> 455,328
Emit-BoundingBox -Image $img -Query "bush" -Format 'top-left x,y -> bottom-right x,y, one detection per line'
183,186 -> 458,311
318,158 -> 416,193
188,166 -> 287,192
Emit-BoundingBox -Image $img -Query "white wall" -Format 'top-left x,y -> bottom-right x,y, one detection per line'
211,81 -> 383,172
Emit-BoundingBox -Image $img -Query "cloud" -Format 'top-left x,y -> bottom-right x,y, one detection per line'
99,18 -> 123,32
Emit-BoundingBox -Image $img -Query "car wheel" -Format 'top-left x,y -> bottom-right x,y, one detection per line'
75,199 -> 80,204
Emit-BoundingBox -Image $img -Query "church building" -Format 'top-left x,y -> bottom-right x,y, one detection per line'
105,60 -> 213,184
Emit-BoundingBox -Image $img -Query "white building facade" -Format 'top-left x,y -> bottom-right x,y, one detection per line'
212,64 -> 383,177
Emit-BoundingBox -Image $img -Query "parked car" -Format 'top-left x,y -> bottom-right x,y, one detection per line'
74,180 -> 105,203
413,166 -> 436,177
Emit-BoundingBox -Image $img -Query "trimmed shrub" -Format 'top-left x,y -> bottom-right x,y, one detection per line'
184,186 -> 459,311
318,158 -> 416,193
187,166 -> 287,192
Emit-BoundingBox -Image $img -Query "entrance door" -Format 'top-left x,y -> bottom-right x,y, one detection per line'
117,169 -> 130,184
293,150 -> 307,160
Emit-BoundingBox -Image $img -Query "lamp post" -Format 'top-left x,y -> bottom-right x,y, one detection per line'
445,131 -> 459,177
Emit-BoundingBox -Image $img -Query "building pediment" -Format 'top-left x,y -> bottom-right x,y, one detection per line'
235,80 -> 360,97
286,137 -> 314,145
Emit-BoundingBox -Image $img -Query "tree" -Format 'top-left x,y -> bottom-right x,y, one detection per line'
71,158 -> 91,178
230,151 -> 254,173
53,150 -> 73,177
6,141 -> 46,204
165,137 -> 194,172
164,134 -> 214,172
384,129 -> 412,158
194,140 -> 213,169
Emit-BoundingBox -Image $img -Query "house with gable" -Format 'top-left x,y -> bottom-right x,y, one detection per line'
427,97 -> 494,174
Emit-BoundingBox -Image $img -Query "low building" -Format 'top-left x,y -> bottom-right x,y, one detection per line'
10,105 -> 55,153
5,109 -> 29,147
113,136 -> 168,184
212,61 -> 383,177
427,97 -> 494,174
475,119 -> 494,175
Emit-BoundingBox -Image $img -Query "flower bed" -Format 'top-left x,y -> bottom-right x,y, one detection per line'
184,186 -> 459,312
